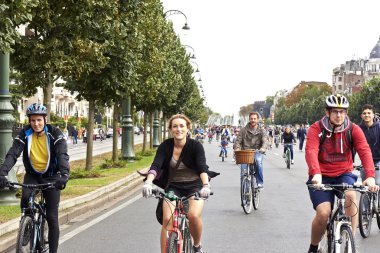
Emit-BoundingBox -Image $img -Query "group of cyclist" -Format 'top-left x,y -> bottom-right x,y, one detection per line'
1,93 -> 380,252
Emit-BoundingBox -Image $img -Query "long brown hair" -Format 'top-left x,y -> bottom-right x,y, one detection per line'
168,114 -> 192,130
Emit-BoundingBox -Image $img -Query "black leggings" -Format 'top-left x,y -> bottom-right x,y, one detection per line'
21,174 -> 61,253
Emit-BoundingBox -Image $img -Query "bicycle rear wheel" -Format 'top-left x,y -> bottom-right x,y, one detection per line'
338,224 -> 356,253
16,216 -> 33,253
166,232 -> 179,253
182,220 -> 193,253
240,176 -> 253,214
251,171 -> 260,210
358,192 -> 372,238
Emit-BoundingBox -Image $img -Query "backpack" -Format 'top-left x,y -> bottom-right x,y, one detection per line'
318,121 -> 355,160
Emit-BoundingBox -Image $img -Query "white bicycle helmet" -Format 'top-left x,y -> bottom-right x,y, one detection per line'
325,94 -> 349,109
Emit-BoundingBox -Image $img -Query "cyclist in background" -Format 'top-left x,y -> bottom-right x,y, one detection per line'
219,136 -> 229,158
0,103 -> 70,253
281,126 -> 296,164
267,127 -> 273,149
234,111 -> 267,189
359,104 -> 380,185
141,114 -> 219,253
305,95 -> 378,253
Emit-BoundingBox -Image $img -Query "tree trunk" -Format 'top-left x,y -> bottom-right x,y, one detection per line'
112,104 -> 119,161
142,112 -> 147,152
149,112 -> 153,149
43,69 -> 53,122
85,100 -> 95,170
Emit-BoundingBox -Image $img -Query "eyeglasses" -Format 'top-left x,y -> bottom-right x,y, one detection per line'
331,109 -> 347,115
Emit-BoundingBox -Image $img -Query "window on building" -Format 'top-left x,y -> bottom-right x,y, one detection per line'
338,77 -> 342,81
338,85 -> 342,90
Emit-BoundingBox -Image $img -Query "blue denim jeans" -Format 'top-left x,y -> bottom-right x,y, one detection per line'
284,143 -> 294,159
240,151 -> 264,185
220,147 -> 227,156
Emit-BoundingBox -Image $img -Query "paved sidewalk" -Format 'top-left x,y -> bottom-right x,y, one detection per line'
0,136 -> 146,253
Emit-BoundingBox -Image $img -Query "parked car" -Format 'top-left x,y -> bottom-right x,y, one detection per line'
134,127 -> 140,135
106,128 -> 113,138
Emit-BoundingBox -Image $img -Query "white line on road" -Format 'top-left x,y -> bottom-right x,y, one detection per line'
59,194 -> 142,244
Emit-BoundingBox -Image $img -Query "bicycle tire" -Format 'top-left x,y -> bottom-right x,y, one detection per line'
222,155 -> 224,162
240,177 -> 253,214
16,216 -> 33,253
338,224 -> 356,253
251,171 -> 260,210
182,220 -> 193,253
376,192 -> 380,230
166,232 -> 179,253
286,149 -> 290,169
39,218 -> 49,252
358,192 -> 372,238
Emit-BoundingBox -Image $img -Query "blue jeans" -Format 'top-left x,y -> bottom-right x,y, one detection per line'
220,147 -> 227,156
240,151 -> 264,185
299,138 -> 305,151
284,143 -> 294,159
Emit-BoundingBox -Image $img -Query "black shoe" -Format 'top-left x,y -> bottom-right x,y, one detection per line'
193,245 -> 203,253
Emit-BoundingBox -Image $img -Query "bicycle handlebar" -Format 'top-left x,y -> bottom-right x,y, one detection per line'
6,181 -> 56,190
307,183 -> 368,193
152,188 -> 213,201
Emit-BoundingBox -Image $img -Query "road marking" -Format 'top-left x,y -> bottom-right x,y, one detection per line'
59,194 -> 141,244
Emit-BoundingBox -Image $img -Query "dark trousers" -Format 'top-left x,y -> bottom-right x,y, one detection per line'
299,138 -> 305,151
21,173 -> 61,253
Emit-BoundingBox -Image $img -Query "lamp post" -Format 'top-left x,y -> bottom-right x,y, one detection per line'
153,110 -> 160,147
184,45 -> 196,59
164,10 -> 190,30
0,52 -> 17,205
121,96 -> 135,161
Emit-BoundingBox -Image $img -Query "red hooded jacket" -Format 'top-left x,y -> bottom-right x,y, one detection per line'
306,116 -> 375,178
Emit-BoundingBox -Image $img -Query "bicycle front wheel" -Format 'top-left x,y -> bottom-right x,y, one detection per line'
16,216 -> 33,253
240,177 -> 253,214
376,192 -> 380,230
338,224 -> 356,253
358,192 -> 372,238
166,232 -> 179,253
286,149 -> 291,169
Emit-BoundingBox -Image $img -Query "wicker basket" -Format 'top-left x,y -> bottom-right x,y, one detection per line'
234,149 -> 255,164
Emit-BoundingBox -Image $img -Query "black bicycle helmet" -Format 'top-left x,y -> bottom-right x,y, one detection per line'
325,94 -> 349,109
26,103 -> 47,117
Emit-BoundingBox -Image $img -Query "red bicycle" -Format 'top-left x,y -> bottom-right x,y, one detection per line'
152,189 -> 210,253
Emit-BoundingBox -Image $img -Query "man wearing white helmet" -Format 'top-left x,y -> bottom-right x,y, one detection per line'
305,94 -> 378,253
0,103 -> 69,253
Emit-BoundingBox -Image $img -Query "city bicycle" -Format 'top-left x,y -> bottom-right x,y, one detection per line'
282,143 -> 294,169
235,150 -> 260,214
7,181 -> 55,253
308,183 -> 367,253
219,146 -> 228,162
152,189 -> 211,253
355,165 -> 380,238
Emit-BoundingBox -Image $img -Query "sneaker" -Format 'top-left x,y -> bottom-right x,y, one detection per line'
291,160 -> 294,164
193,245 -> 203,253
282,153 -> 285,158
231,158 -> 235,162
257,184 -> 264,190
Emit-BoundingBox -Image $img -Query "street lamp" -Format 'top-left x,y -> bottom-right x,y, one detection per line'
183,45 -> 196,59
164,10 -> 190,30
190,61 -> 200,73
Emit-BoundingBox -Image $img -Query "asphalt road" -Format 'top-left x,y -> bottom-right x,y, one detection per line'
12,138 -> 380,253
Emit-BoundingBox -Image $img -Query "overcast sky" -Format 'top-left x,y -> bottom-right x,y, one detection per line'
161,0 -> 380,117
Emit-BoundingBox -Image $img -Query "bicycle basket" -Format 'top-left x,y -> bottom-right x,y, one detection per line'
234,150 -> 255,164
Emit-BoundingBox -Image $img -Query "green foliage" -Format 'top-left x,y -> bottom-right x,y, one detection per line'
69,169 -> 102,179
274,83 -> 332,125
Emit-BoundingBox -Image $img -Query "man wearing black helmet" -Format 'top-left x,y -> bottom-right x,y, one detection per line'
305,94 -> 378,253
0,103 -> 69,253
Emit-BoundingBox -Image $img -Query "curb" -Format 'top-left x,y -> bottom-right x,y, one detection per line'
0,169 -> 146,253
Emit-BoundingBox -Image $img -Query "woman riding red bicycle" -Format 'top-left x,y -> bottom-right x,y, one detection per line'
141,114 -> 219,253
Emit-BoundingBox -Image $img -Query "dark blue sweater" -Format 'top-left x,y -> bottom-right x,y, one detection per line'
360,117 -> 380,163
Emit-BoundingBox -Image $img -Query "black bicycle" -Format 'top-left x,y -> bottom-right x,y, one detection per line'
282,143 -> 294,169
355,165 -> 380,238
7,181 -> 55,253
308,183 -> 367,253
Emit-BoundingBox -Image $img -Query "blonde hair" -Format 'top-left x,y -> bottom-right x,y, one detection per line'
168,114 -> 192,130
